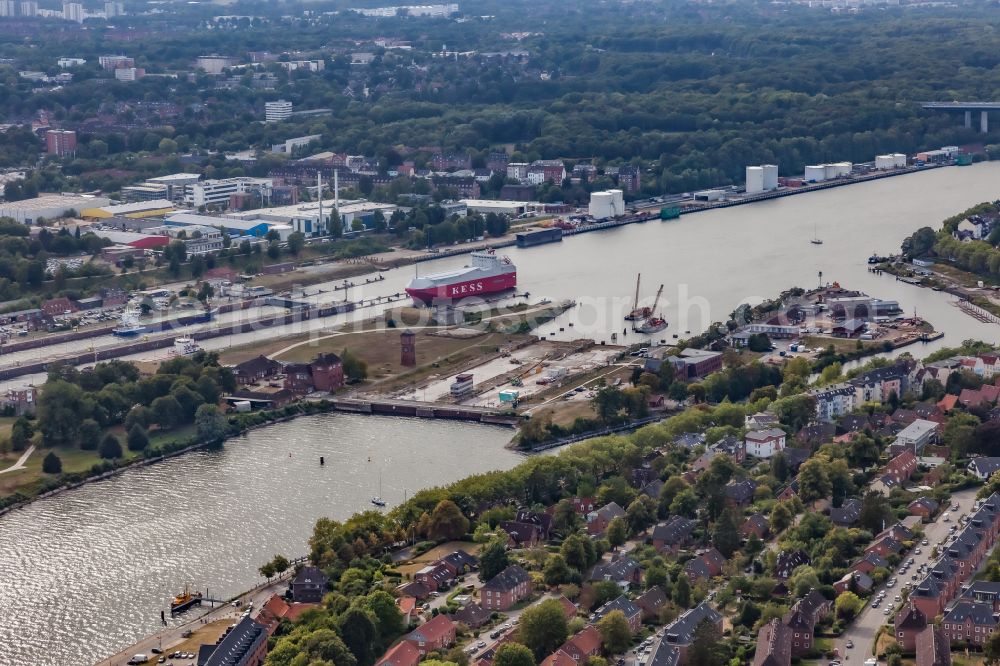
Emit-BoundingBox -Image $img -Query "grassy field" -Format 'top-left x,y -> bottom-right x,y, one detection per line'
0,424 -> 197,502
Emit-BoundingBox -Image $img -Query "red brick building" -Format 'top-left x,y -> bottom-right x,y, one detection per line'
376,641 -> 421,666
481,564 -> 532,611
404,614 -> 456,656
45,129 -> 76,157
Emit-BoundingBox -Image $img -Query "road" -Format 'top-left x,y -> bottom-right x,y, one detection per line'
94,570 -> 295,666
836,485 -> 980,662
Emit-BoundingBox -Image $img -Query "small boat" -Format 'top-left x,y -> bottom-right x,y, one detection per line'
170,585 -> 203,614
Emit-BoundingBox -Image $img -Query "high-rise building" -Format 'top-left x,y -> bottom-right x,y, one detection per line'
45,130 -> 77,157
19,1 -> 37,16
62,2 -> 83,22
103,1 -> 122,17
98,54 -> 134,70
0,1 -> 16,17
265,100 -> 293,123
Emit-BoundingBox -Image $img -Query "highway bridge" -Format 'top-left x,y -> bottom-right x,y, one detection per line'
921,101 -> 1000,132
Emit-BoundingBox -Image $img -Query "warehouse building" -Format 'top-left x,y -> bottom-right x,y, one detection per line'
0,193 -> 111,224
460,199 -> 530,216
875,154 -> 907,170
184,177 -> 272,209
164,212 -> 291,240
81,199 -> 177,219
224,199 -> 397,237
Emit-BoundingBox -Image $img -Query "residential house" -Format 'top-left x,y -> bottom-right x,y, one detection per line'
450,601 -> 491,629
515,510 -> 553,540
713,435 -> 745,463
233,355 -> 283,385
782,448 -> 811,472
745,429 -> 786,458
833,570 -> 874,595
853,552 -> 889,576
742,513 -> 770,540
290,566 -> 328,603
439,550 -> 478,577
481,564 -> 532,611
257,594 -> 320,636
851,363 -> 910,404
593,595 -> 644,635
968,457 -> 1000,480
916,627 -> 951,666
376,641 -> 421,666
587,502 -> 626,537
397,596 -> 417,627
725,479 -> 758,507
753,619 -> 792,666
652,517 -> 696,554
782,590 -> 831,657
894,603 -> 928,652
200,615 -> 268,666
672,432 -> 705,449
684,548 -> 726,583
796,422 -> 837,446
396,581 -> 431,600
809,383 -> 857,421
960,581 -> 1000,611
661,601 -> 723,664
404,614 -> 456,656
775,550 -> 810,580
414,563 -> 454,592
647,643 -> 680,666
540,651 -> 578,666
830,499 -> 862,527
555,595 -> 578,621
636,586 -> 668,621
909,497 -> 940,520
589,556 -> 642,590
941,601 -> 998,646
883,451 -> 918,485
558,625 -> 603,663
866,536 -> 904,559
500,520 -> 545,548
746,412 -> 781,429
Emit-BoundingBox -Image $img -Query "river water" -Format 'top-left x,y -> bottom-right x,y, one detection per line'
0,414 -> 520,665
2,164 -> 1000,663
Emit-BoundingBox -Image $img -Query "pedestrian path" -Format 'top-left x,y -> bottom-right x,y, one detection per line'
0,445 -> 35,475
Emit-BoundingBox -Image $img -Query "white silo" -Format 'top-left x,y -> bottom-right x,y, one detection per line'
746,166 -> 764,194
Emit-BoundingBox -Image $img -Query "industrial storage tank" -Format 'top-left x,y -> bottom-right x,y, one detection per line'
746,166 -> 764,194
589,191 -> 616,220
804,165 -> 826,182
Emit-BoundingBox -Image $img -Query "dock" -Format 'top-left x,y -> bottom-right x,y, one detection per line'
328,397 -> 521,426
956,299 -> 1000,324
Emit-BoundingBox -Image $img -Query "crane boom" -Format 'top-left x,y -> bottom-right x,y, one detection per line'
651,284 -> 664,314
633,273 -> 641,312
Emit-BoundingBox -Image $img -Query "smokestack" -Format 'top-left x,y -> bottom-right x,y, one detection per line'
317,170 -> 323,235
334,169 -> 339,211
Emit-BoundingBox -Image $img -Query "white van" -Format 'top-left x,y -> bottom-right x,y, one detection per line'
128,655 -> 148,665
943,513 -> 950,522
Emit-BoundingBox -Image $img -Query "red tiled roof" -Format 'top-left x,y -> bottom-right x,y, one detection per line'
542,650 -> 580,666
567,625 -> 602,656
377,641 -> 421,666
397,596 -> 417,615
410,613 -> 455,643
555,595 -> 578,620
937,394 -> 958,412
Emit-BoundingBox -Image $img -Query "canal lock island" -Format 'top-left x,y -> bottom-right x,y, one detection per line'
8,4 -> 1000,666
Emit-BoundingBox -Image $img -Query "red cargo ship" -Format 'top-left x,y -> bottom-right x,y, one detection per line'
405,249 -> 517,304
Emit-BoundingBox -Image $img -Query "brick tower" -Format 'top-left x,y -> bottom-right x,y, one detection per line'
400,330 -> 416,366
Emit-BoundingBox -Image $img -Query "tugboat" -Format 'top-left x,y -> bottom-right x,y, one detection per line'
635,284 -> 668,334
170,585 -> 203,614
624,273 -> 652,321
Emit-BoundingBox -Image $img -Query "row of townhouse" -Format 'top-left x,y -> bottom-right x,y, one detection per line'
909,494 -> 1000,619
398,549 -> 479,599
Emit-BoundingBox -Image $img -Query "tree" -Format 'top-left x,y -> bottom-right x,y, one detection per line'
789,566 -> 821,598
364,590 -> 405,639
518,599 -> 569,660
985,630 -> 1000,666
479,537 -> 510,581
712,508 -> 741,558
259,561 -> 276,580
78,418 -> 101,451
625,496 -> 655,534
429,500 -> 469,540
673,572 -> 691,608
124,405 -> 152,431
606,516 -> 627,547
859,490 -> 891,532
494,643 -> 536,666
127,424 -> 150,452
796,458 -> 831,503
835,591 -> 863,619
687,619 -> 725,666
552,499 -> 580,534
98,433 -> 122,459
561,534 -> 594,570
287,231 -> 306,255
543,554 -> 572,586
596,610 -> 631,655
9,416 -> 33,451
338,607 -> 377,666
42,451 -> 62,474
670,488 -> 699,518
342,348 -> 368,383
151,395 -> 183,430
769,502 -> 794,533
770,452 -> 789,483
195,404 -> 229,444
37,379 -> 84,446
902,226 -> 937,259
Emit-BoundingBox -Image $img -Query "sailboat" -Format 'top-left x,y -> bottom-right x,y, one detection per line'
371,470 -> 386,507
810,222 -> 823,245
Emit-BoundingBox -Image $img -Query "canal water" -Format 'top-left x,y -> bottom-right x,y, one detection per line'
0,414 -> 520,665
2,163 -> 1000,663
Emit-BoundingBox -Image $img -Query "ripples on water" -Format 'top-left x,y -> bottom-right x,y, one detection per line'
0,414 -> 521,665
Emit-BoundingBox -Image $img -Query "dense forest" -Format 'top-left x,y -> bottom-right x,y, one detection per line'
4,1 -> 1000,197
